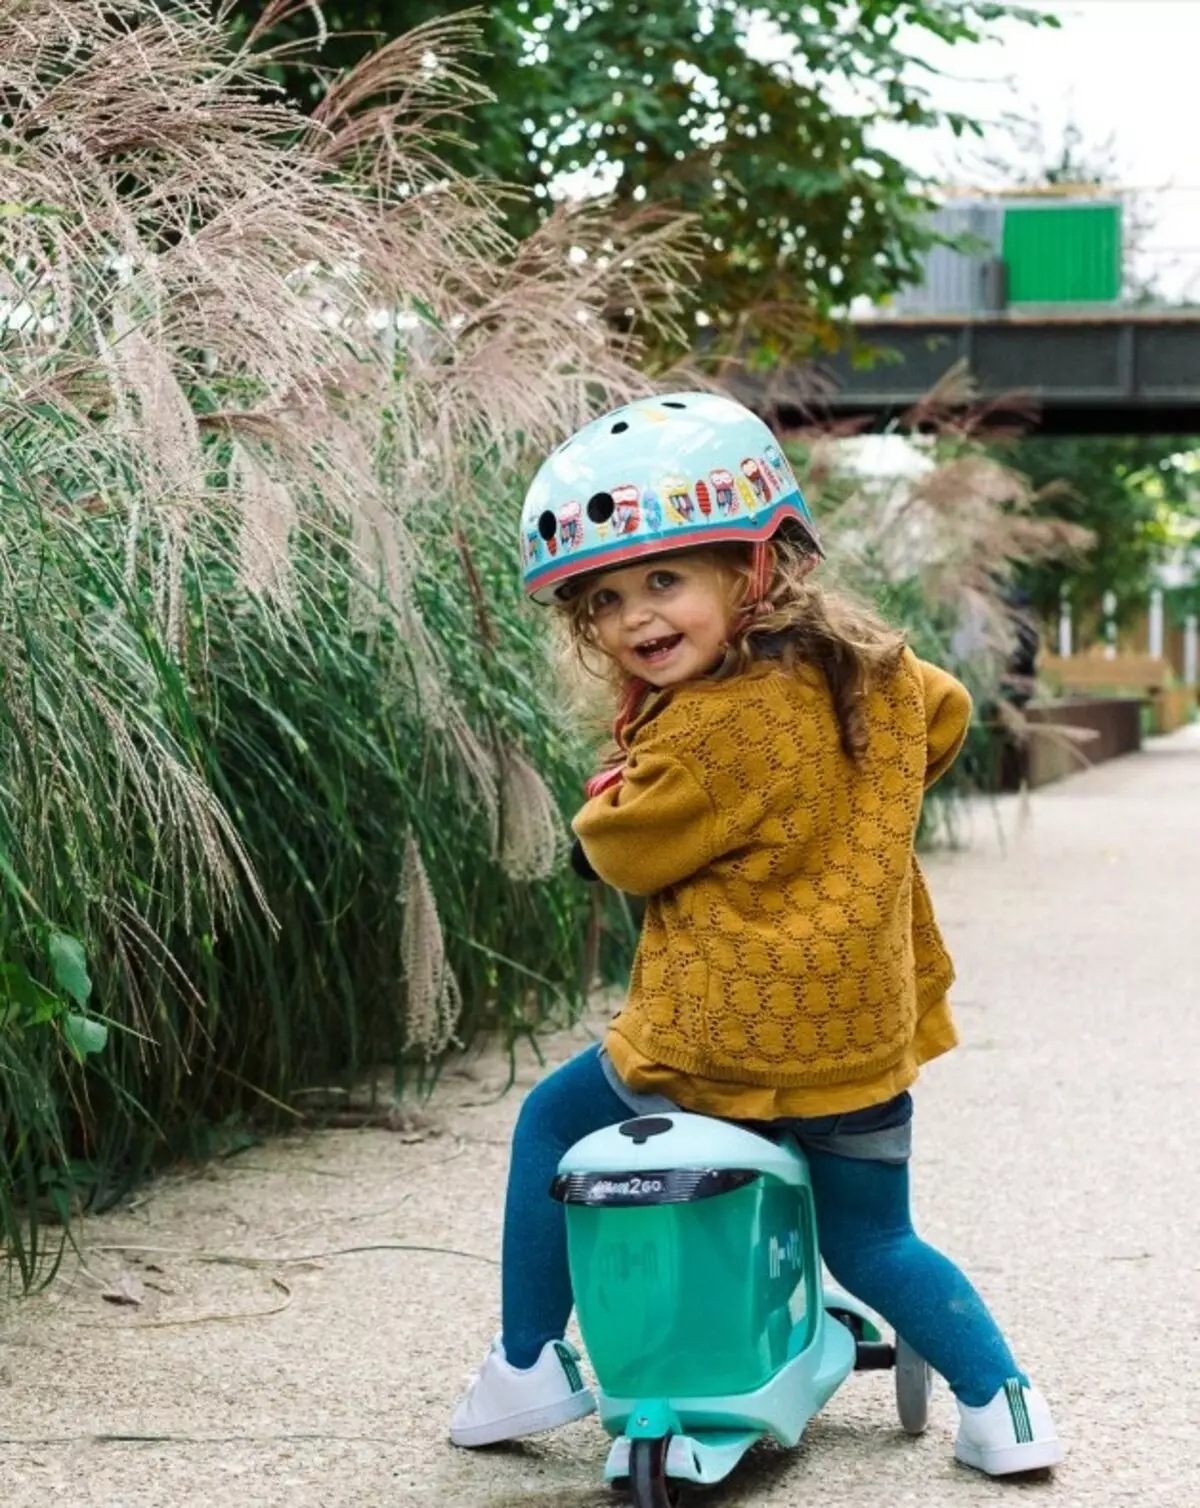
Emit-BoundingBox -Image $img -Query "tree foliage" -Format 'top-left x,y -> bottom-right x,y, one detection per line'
998,436 -> 1197,627
231,0 -> 1055,360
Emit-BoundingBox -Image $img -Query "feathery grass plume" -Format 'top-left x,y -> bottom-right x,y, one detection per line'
400,832 -> 462,1060
230,442 -> 299,609
783,388 -> 1093,833
496,746 -> 567,883
1,0 -> 696,1283
2,4 -> 696,636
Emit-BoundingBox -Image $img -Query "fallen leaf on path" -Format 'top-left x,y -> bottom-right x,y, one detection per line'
101,1272 -> 146,1307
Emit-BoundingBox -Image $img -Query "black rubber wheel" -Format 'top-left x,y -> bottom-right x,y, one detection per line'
628,1436 -> 682,1508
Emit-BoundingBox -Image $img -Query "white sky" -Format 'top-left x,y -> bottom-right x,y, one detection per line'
885,0 -> 1200,301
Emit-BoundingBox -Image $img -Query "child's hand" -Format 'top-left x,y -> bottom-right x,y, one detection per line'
584,764 -> 625,799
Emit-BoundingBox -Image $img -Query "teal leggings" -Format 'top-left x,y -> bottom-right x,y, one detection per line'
501,1046 -> 1023,1407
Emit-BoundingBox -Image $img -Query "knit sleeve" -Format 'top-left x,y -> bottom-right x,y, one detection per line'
572,748 -> 719,895
918,657 -> 974,789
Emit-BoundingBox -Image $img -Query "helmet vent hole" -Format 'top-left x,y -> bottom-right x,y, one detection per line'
611,420 -> 629,434
537,509 -> 558,541
662,400 -> 687,409
586,491 -> 615,524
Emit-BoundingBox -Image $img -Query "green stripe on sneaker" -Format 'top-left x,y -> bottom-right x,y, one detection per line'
555,1342 -> 583,1394
1004,1379 -> 1034,1444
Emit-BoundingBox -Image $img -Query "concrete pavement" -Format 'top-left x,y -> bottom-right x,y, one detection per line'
2,727 -> 1198,1507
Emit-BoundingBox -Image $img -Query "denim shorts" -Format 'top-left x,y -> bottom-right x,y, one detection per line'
598,1047 -> 913,1165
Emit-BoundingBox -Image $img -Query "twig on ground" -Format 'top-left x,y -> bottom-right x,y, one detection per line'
262,1192 -> 413,1245
0,1430 -> 402,1447
78,1278 -> 293,1329
300,1109 -> 440,1135
85,1241 -> 497,1267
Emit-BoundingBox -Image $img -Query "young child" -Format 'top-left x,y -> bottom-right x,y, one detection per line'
451,392 -> 1061,1477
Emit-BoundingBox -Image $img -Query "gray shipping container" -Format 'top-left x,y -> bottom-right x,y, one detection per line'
890,202 -> 1007,315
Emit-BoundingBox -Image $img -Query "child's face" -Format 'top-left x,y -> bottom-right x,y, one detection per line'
581,555 -> 737,687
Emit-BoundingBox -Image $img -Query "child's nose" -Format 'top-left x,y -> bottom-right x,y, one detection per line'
621,596 -> 654,627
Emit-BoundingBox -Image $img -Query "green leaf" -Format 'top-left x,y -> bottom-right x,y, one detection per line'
47,933 -> 92,1007
62,1013 -> 108,1059
0,846 -> 38,908
0,962 -> 62,1025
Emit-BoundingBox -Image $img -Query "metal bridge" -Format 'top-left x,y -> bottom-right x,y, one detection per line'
765,312 -> 1200,437
735,190 -> 1200,437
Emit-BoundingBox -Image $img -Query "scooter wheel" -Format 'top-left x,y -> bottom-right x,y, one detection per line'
628,1435 -> 682,1508
894,1335 -> 933,1436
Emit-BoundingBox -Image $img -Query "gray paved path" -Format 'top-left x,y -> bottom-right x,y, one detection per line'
3,727 -> 1199,1507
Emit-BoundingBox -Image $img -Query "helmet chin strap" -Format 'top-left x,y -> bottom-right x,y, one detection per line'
732,539 -> 776,635
747,540 -> 773,614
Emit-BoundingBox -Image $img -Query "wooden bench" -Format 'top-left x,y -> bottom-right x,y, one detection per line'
1040,653 -> 1196,735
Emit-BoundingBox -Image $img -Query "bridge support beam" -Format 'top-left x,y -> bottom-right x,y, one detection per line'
735,315 -> 1200,437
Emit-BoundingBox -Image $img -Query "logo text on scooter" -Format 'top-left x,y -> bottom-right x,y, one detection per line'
588,1175 -> 665,1200
768,1229 -> 804,1279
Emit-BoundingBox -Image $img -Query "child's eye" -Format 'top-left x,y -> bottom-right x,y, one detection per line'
647,570 -> 678,590
588,587 -> 618,612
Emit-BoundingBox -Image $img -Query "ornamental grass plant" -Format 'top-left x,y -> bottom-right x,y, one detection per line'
0,0 -> 693,1285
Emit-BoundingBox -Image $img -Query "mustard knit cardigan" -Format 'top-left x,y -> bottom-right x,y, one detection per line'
573,651 -> 972,1118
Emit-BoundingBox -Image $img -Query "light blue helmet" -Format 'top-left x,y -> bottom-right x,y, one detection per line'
519,390 -> 821,603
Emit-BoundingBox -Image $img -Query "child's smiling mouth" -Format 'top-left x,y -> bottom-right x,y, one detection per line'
632,634 -> 684,665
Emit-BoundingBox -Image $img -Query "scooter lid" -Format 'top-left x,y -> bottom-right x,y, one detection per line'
556,1111 -> 805,1187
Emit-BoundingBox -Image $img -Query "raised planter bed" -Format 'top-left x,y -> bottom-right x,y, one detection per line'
991,696 -> 1144,791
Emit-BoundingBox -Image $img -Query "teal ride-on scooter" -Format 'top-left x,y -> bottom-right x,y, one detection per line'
552,1111 -> 933,1507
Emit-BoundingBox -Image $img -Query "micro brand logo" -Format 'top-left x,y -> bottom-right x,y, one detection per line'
768,1229 -> 804,1279
600,1240 -> 660,1284
587,1175 -> 665,1200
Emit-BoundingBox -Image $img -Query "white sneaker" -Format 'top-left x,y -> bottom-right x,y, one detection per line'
449,1336 -> 596,1447
955,1379 -> 1063,1475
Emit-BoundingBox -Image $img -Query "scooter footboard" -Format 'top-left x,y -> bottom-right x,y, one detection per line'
596,1315 -> 855,1451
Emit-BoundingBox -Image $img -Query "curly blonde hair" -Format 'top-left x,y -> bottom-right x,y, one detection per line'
560,533 -> 906,762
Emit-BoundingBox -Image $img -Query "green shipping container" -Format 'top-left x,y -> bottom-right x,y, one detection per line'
1001,202 -> 1123,304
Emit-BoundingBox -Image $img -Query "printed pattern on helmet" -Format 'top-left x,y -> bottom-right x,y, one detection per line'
661,474 -> 695,525
612,483 -> 641,535
710,468 -> 737,516
548,460 -> 799,542
558,500 -> 583,552
741,457 -> 772,504
518,391 -> 819,600
734,475 -> 758,515
763,443 -> 789,490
